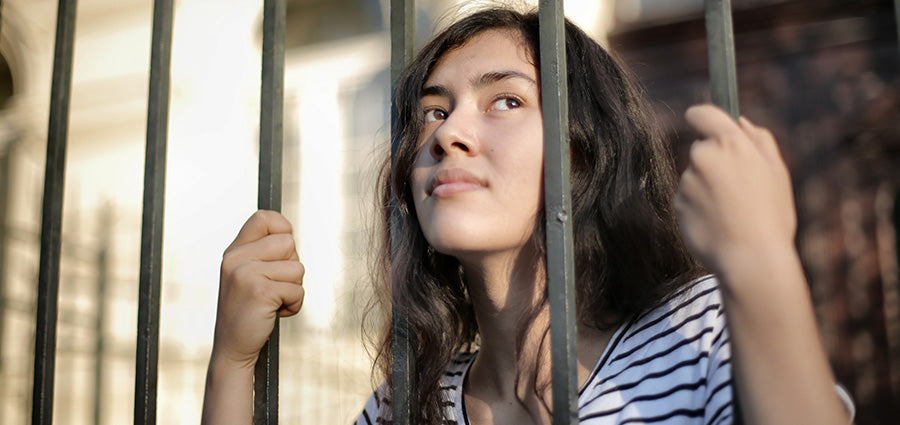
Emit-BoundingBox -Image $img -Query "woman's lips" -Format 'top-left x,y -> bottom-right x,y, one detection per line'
429,168 -> 486,197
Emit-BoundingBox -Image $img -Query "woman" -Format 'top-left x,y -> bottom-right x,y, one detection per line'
202,7 -> 851,425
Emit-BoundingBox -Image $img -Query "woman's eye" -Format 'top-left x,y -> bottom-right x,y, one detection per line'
424,108 -> 447,123
491,97 -> 521,111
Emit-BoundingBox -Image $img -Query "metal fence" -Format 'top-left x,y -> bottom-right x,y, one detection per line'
22,0 -> 893,424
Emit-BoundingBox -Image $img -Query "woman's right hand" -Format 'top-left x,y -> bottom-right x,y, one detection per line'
202,210 -> 304,425
212,209 -> 305,369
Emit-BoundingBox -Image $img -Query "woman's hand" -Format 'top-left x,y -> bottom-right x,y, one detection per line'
675,105 -> 850,425
202,210 -> 305,425
212,209 -> 306,368
675,104 -> 796,276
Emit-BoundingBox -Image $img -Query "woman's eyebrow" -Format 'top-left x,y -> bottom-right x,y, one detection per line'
421,84 -> 451,99
472,70 -> 537,88
421,70 -> 536,100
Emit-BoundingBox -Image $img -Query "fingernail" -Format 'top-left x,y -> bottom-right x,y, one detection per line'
738,116 -> 753,128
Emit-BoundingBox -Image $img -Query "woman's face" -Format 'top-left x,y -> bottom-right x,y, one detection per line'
410,29 -> 544,264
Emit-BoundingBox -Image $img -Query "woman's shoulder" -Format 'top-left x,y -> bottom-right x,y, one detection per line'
581,275 -> 732,399
637,274 -> 725,330
578,275 -> 735,423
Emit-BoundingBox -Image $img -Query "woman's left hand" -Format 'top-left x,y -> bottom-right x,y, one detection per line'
675,104 -> 797,275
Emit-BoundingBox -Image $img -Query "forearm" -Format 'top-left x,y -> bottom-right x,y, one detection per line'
716,245 -> 850,425
201,353 -> 255,425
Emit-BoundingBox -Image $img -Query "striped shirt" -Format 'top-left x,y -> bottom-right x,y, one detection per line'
356,276 -> 734,424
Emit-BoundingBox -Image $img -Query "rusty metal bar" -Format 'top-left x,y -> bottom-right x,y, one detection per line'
538,1 -> 578,424
134,0 -> 174,424
704,0 -> 740,118
254,0 -> 285,423
390,0 -> 415,423
31,1 -> 78,423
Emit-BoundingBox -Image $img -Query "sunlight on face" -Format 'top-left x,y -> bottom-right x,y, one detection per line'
410,29 -> 544,266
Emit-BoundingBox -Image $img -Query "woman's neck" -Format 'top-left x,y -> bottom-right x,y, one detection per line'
459,250 -> 618,423
460,248 -> 543,365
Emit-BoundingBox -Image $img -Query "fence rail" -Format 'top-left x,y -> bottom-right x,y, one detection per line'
32,1 -> 78,423
254,1 -> 286,424
390,0 -> 415,423
134,1 -> 174,424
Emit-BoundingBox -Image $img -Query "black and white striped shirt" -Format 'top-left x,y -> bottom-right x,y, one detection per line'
356,276 -> 734,424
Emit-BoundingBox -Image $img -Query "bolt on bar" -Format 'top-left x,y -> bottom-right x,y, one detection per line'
538,1 -> 579,424
704,0 -> 740,118
31,1 -> 78,423
390,0 -> 416,423
254,0 -> 286,424
134,1 -> 174,424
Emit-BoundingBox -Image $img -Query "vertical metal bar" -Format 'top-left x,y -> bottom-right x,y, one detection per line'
254,0 -> 285,423
704,2 -> 745,423
31,1 -> 78,423
390,0 -> 415,423
0,142 -> 9,424
93,208 -> 110,425
538,1 -> 578,424
704,0 -> 740,118
134,1 -> 174,424
894,0 -> 900,56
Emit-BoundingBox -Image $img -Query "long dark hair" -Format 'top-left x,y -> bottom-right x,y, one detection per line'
370,6 -> 702,423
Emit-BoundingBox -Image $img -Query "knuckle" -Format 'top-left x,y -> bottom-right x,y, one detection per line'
289,261 -> 306,283
296,262 -> 306,279
220,250 -> 242,275
275,233 -> 297,254
231,263 -> 261,290
688,141 -> 712,163
757,126 -> 774,140
248,280 -> 270,300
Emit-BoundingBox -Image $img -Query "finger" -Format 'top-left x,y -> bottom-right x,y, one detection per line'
684,104 -> 745,143
261,260 -> 305,285
738,116 -> 783,165
269,280 -> 305,316
228,210 -> 293,250
227,233 -> 298,262
675,166 -> 702,210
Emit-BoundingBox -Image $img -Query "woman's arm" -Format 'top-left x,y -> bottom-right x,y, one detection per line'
201,210 -> 305,425
675,104 -> 850,425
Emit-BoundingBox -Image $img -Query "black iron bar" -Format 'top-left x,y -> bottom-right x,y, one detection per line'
390,0 -> 415,423
895,0 -> 900,56
254,0 -> 285,424
704,1 -> 744,423
704,0 -> 740,118
538,1 -> 578,424
31,1 -> 78,423
134,0 -> 174,424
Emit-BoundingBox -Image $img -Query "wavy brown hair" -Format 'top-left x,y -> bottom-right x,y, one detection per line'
369,6 -> 702,423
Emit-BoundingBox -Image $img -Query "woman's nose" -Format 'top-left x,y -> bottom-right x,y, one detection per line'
428,109 -> 477,160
